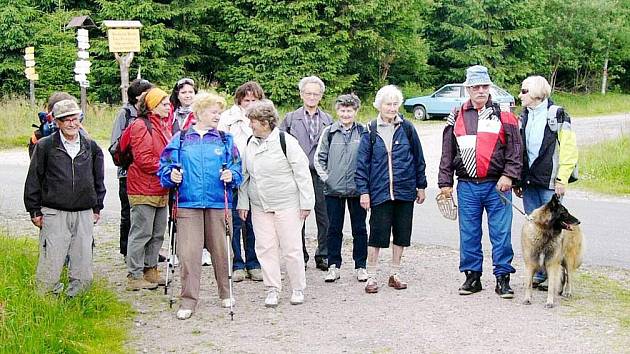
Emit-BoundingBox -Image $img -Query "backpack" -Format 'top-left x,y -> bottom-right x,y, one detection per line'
546,105 -> 578,183
109,114 -> 152,170
247,131 -> 287,157
28,112 -> 57,158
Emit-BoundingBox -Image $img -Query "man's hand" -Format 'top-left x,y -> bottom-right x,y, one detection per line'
170,168 -> 183,184
300,209 -> 311,220
93,213 -> 100,224
31,216 -> 43,229
555,182 -> 566,197
416,189 -> 426,204
496,176 -> 512,192
238,209 -> 248,221
360,194 -> 370,211
440,187 -> 453,198
220,169 -> 233,183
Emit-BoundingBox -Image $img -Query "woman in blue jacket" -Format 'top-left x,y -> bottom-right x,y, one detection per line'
355,85 -> 427,294
159,92 -> 242,320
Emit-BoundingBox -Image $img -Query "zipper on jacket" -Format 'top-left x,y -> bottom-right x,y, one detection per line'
387,150 -> 394,200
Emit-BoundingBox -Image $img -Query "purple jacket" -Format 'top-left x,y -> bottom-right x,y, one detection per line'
279,107 -> 333,169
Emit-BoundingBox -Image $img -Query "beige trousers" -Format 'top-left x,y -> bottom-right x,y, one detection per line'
251,207 -> 306,292
176,208 -> 232,311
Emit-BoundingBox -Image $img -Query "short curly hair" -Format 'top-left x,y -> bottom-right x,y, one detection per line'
246,99 -> 279,130
191,91 -> 227,116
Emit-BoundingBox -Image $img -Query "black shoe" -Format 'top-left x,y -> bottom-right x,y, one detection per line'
495,274 -> 514,299
315,258 -> 329,271
458,271 -> 482,295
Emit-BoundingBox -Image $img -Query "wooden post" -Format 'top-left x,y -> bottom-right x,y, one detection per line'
115,52 -> 135,104
29,80 -> 35,107
80,86 -> 87,117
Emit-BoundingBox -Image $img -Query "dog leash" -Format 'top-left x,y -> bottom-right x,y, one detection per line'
495,186 -> 532,221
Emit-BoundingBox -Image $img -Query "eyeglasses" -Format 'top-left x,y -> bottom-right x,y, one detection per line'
177,78 -> 195,87
302,91 -> 322,98
58,117 -> 80,124
520,88 -> 529,95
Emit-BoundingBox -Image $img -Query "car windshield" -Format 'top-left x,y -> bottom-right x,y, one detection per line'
434,86 -> 460,98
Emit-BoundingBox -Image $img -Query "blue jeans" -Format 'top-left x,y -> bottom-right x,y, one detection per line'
325,196 -> 368,269
523,186 -> 557,214
231,192 -> 260,270
457,181 -> 515,276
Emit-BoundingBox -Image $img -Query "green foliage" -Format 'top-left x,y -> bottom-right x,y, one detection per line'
0,235 -> 134,353
575,135 -> 630,195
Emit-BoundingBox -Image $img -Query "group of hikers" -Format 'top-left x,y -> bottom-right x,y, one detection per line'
23,64 -> 578,320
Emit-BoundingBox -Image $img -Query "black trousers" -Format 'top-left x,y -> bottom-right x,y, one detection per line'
119,177 -> 131,256
301,169 -> 329,263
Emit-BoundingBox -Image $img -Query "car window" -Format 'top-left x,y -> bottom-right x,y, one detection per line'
434,86 -> 460,98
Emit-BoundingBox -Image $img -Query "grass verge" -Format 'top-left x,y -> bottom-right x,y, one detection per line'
0,235 -> 133,353
553,92 -> 630,117
565,270 -> 630,343
574,136 -> 630,195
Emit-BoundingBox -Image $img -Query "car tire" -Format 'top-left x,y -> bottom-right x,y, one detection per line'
413,105 -> 428,120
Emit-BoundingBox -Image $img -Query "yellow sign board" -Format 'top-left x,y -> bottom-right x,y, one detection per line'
27,73 -> 39,81
107,28 -> 140,53
24,67 -> 36,76
25,46 -> 34,54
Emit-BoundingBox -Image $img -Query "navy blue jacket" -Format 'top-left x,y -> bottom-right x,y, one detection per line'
355,119 -> 427,207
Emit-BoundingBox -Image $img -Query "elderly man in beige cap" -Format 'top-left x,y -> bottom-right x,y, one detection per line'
24,97 -> 106,297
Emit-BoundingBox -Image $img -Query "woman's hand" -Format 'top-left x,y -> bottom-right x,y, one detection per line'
238,209 -> 248,221
555,182 -> 566,197
170,168 -> 183,184
300,209 -> 311,220
220,169 -> 233,183
360,194 -> 370,211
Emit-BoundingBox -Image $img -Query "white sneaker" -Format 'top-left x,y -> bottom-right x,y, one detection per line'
356,268 -> 369,282
265,288 -> 279,308
324,265 -> 340,283
290,289 -> 304,305
176,308 -> 192,320
202,249 -> 212,266
221,298 -> 235,308
168,254 -> 179,267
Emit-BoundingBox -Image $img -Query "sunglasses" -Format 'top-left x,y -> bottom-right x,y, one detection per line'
177,78 -> 195,87
520,88 -> 529,94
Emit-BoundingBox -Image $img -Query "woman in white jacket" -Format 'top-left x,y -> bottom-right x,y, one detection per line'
237,100 -> 315,307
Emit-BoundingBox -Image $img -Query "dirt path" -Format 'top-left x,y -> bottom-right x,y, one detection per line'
2,114 -> 629,353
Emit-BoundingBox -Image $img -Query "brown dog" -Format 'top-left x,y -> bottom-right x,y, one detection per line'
522,194 -> 583,308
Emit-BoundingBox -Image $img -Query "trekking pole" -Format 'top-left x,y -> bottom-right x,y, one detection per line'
222,163 -> 235,321
164,169 -> 180,308
495,186 -> 532,221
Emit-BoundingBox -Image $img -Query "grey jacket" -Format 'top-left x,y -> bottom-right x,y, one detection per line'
279,107 -> 333,169
314,122 -> 364,197
109,103 -> 137,178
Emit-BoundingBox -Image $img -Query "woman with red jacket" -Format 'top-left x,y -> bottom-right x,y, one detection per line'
125,87 -> 173,291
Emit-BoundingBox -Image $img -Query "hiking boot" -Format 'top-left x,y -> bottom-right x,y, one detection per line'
324,265 -> 340,283
365,277 -> 379,294
248,268 -> 263,281
202,249 -> 212,266
315,257 -> 329,271
495,274 -> 514,299
176,308 -> 193,320
458,271 -> 482,295
356,268 -> 369,282
221,298 -> 236,308
127,275 -> 158,291
290,289 -> 304,305
388,274 -> 408,290
233,269 -> 247,282
144,267 -> 166,286
265,287 -> 279,308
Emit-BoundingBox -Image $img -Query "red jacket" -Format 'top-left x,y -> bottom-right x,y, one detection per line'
127,113 -> 172,196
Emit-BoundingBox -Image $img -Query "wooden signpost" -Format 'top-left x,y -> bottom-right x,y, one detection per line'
66,16 -> 96,117
103,20 -> 143,104
24,47 -> 38,106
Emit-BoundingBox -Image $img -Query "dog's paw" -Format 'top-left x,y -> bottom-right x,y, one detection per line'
523,299 -> 531,305
544,302 -> 555,309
